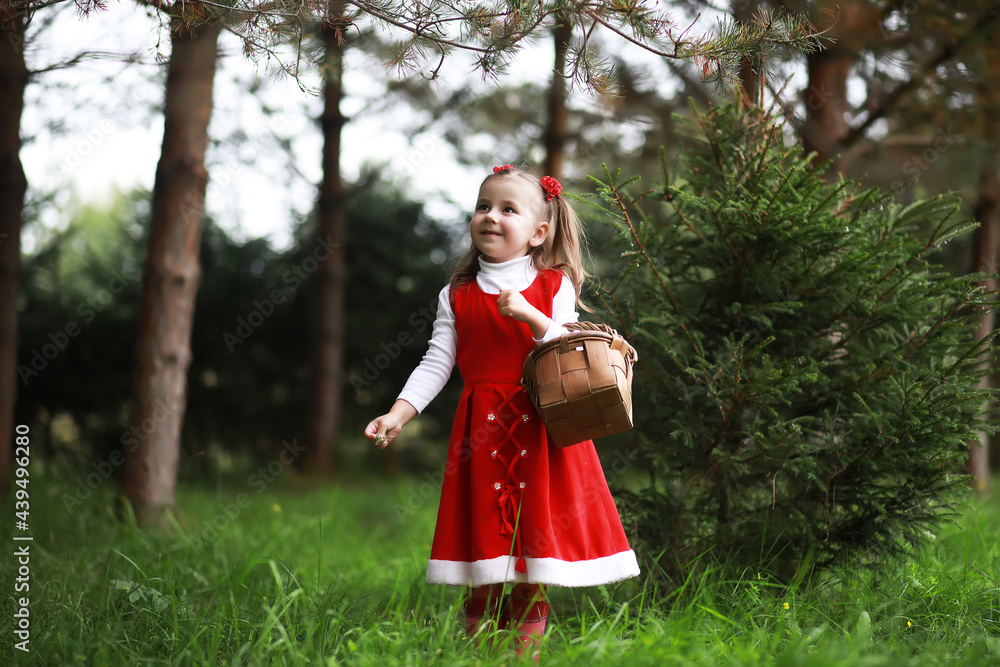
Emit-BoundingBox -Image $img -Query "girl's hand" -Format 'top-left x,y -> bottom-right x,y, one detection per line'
365,399 -> 418,449
365,415 -> 402,449
497,289 -> 535,322
498,289 -> 551,339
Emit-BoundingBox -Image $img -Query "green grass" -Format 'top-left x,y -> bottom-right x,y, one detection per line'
2,472 -> 999,666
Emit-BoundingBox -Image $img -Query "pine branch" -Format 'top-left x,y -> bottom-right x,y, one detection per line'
10,0 -> 827,92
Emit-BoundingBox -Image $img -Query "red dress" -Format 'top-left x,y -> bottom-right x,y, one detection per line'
426,269 -> 640,588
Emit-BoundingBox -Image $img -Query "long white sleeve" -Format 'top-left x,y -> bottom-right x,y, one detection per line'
397,286 -> 456,414
535,273 -> 578,343
396,256 -> 580,413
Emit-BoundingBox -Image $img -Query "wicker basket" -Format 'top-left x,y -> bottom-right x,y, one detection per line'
522,322 -> 638,448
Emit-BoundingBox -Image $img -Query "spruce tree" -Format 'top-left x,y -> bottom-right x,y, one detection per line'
589,104 -> 998,583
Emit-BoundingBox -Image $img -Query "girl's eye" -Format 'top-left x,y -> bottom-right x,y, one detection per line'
477,204 -> 488,211
504,206 -> 516,213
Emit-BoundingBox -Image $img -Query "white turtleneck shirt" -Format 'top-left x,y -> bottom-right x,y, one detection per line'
397,254 -> 579,414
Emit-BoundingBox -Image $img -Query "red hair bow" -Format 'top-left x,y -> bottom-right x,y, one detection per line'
493,164 -> 514,173
540,175 -> 562,201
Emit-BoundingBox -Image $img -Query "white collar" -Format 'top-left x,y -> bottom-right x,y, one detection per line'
476,254 -> 537,293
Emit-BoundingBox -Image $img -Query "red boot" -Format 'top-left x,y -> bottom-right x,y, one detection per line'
464,585 -> 507,643
509,585 -> 549,662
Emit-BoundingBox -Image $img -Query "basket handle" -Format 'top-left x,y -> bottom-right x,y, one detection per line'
564,321 -> 638,364
565,321 -> 615,335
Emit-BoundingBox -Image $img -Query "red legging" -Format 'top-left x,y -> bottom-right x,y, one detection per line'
469,583 -> 545,603
467,583 -> 547,621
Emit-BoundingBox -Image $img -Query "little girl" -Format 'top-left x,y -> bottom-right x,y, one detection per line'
365,164 -> 639,656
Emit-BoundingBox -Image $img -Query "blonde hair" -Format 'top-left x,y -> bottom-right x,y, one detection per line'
449,166 -> 591,309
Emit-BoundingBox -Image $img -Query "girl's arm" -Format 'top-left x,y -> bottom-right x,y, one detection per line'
395,286 -> 456,413
542,273 -> 580,338
366,286 -> 456,448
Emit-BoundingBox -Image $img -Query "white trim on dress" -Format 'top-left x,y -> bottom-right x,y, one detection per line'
427,550 -> 641,588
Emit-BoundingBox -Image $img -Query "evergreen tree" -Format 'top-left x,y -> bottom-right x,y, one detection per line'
589,104 -> 999,585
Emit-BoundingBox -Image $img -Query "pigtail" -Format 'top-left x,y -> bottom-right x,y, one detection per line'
532,194 -> 592,312
448,245 -> 483,305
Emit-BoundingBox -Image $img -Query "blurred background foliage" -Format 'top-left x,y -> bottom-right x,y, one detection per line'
15,184 -> 462,478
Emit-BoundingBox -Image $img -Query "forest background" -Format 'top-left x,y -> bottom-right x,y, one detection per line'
2,0 -> 1000,663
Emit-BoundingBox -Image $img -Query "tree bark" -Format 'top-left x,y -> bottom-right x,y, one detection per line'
799,7 -> 853,171
0,5 -> 27,502
543,20 -> 571,180
733,0 -> 761,106
119,6 -> 220,524
798,0 -> 882,174
304,3 -> 348,478
969,155 -> 999,491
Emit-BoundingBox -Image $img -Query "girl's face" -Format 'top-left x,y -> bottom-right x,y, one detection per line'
470,176 -> 550,264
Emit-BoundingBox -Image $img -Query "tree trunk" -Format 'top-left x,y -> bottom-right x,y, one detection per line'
801,44 -> 850,168
119,6 -> 220,524
799,1 -> 867,173
304,4 -> 348,478
543,20 -> 571,180
0,6 -> 27,501
733,0 -> 761,106
969,155 -> 999,491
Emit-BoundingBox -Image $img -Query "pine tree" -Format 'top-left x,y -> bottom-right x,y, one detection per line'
588,103 -> 999,584
119,3 -> 222,525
